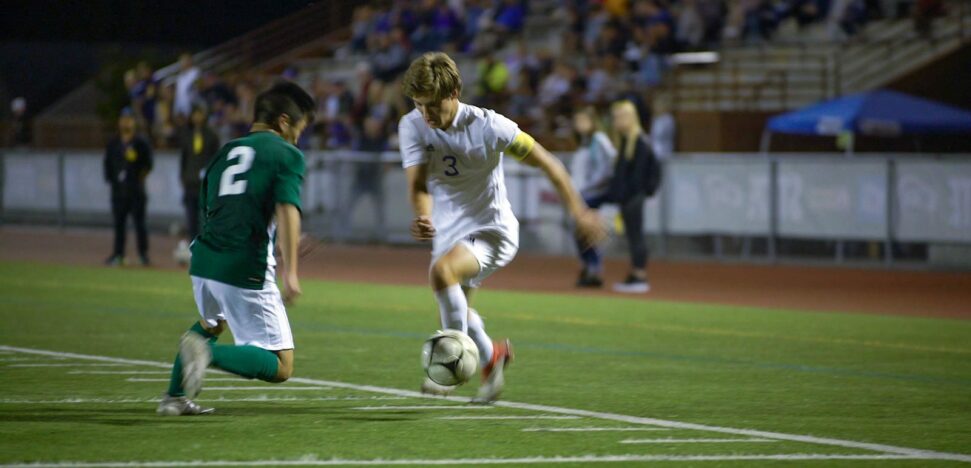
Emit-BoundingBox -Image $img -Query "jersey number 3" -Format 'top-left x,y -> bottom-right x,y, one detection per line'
442,155 -> 459,176
218,146 -> 255,196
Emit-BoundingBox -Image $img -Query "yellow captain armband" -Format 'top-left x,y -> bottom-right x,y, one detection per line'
505,132 -> 535,160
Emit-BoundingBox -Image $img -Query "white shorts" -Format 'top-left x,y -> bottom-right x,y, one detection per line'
434,229 -> 519,288
190,275 -> 295,351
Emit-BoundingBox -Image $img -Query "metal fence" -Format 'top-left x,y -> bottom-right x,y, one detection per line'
2,150 -> 970,264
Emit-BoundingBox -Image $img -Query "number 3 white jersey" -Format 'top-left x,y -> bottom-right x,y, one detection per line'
399,103 -> 534,258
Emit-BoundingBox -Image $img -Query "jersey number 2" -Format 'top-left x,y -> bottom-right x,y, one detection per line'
218,147 -> 255,196
442,155 -> 459,176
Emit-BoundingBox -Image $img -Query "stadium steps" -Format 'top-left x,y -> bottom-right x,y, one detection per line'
670,0 -> 971,112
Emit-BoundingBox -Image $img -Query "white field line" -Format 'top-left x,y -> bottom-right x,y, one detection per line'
440,416 -> 581,420
0,453 -> 942,466
3,345 -> 970,463
0,396 -> 407,405
68,370 -> 234,375
522,427 -> 669,432
204,386 -> 331,391
7,363 -> 132,367
125,378 -> 251,382
0,357 -> 65,362
620,438 -> 776,444
351,405 -> 493,411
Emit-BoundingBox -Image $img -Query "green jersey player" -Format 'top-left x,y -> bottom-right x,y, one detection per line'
158,82 -> 315,416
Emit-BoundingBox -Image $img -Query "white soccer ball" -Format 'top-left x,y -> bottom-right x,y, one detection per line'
421,329 -> 479,386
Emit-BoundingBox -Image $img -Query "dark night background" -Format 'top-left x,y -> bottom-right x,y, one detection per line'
0,0 -> 318,117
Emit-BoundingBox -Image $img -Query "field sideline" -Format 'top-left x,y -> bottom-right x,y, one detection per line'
0,252 -> 969,466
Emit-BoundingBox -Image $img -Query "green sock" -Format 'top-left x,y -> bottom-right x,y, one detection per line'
211,345 -> 280,382
165,322 -> 218,397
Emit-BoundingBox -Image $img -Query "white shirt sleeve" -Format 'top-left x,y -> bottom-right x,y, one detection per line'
488,111 -> 521,155
398,117 -> 427,168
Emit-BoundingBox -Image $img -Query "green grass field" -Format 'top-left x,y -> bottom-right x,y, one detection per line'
0,261 -> 969,467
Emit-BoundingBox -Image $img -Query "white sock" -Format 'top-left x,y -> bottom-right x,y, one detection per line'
434,284 -> 468,333
467,308 -> 494,367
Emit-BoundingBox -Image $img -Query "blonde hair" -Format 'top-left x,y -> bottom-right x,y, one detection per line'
402,52 -> 463,101
610,100 -> 644,160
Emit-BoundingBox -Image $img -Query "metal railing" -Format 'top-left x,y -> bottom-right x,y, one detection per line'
3,150 -> 970,267
154,2 -> 353,84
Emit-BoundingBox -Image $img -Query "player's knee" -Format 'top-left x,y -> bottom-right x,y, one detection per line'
430,260 -> 455,284
271,361 -> 293,383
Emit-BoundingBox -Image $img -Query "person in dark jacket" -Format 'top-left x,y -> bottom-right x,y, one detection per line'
608,100 -> 661,293
104,108 -> 154,266
174,103 -> 220,263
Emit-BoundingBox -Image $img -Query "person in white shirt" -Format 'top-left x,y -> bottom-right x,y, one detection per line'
173,53 -> 200,120
569,107 -> 617,287
649,94 -> 676,161
399,52 -> 605,402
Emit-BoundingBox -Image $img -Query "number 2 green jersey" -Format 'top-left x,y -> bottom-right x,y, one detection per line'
189,131 -> 305,290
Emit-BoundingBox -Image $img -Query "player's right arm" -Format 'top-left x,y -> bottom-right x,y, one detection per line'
399,116 -> 435,241
406,164 -> 435,241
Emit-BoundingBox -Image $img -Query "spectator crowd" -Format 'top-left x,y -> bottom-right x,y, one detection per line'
116,0 -> 939,155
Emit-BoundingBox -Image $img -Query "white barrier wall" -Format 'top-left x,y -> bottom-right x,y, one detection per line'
2,151 -> 186,219
2,150 -> 970,246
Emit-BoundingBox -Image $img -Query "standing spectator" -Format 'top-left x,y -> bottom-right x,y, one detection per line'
154,84 -> 176,147
649,94 -> 676,161
341,116 -> 389,241
103,109 -> 154,266
676,0 -> 706,49
475,54 -> 510,108
8,97 -> 29,146
174,103 -> 220,264
173,53 -> 200,120
570,107 -> 617,287
131,61 -> 158,137
608,100 -> 661,293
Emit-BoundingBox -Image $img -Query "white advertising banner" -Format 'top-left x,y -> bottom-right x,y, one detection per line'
777,160 -> 887,239
896,161 -> 971,243
666,159 -> 770,235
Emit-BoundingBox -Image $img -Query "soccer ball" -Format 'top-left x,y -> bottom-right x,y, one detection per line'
421,330 -> 479,386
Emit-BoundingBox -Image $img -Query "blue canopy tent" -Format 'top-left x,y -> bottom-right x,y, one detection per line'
761,89 -> 971,155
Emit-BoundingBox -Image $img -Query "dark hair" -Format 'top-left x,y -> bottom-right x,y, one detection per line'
253,81 -> 316,130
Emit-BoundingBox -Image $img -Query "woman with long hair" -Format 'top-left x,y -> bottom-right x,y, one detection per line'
608,100 -> 661,293
570,107 -> 617,287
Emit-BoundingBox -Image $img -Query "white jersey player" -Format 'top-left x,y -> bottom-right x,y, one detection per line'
399,52 -> 605,402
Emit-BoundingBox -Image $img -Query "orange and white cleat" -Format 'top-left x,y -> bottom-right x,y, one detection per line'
472,339 -> 513,404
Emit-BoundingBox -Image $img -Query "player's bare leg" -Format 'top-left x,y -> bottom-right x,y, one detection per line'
421,245 -> 480,396
425,244 -> 512,402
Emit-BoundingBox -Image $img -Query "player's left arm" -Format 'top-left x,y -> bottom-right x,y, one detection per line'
510,133 -> 607,247
274,149 -> 306,304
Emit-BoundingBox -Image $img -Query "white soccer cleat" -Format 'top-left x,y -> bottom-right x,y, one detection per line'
178,331 -> 211,399
420,377 -> 456,397
472,339 -> 512,404
173,240 -> 191,265
156,395 -> 214,416
613,275 -> 650,294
